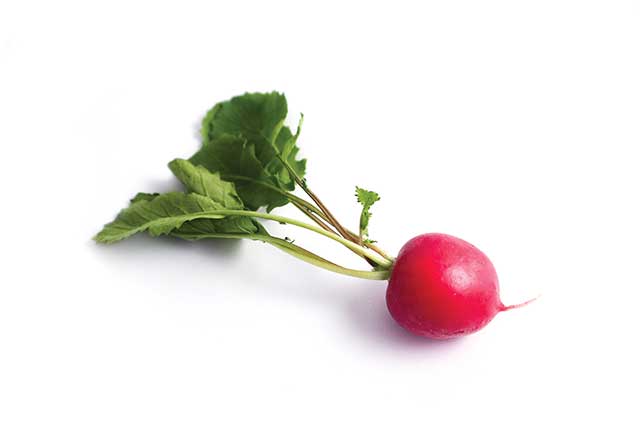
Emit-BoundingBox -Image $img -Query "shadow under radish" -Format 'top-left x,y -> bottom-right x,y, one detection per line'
344,282 -> 467,352
91,236 -> 466,350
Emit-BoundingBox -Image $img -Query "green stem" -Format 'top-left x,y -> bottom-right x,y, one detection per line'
292,202 -> 338,235
274,156 -> 357,241
226,175 -> 324,216
272,243 -> 390,280
223,175 -> 395,262
175,233 -> 390,280
182,211 -> 393,268
294,200 -> 395,262
346,230 -> 395,261
222,210 -> 393,268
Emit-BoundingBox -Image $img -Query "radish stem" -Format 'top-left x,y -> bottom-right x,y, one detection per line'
173,210 -> 393,268
176,232 -> 390,280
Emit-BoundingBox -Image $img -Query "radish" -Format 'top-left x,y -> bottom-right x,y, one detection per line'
95,92 -> 534,341
387,233 -> 534,339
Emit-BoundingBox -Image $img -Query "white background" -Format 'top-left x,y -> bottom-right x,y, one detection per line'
1,1 -> 639,423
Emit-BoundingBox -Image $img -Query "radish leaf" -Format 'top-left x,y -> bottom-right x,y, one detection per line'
94,192 -> 258,244
168,159 -> 244,209
190,134 -> 290,211
130,192 -> 159,203
192,92 -> 306,210
355,187 -> 380,242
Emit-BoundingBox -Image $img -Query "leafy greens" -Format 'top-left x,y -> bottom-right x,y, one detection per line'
94,192 -> 257,244
193,91 -> 306,211
95,91 -> 393,281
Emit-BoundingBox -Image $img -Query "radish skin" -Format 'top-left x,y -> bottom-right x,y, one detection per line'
386,233 -> 532,339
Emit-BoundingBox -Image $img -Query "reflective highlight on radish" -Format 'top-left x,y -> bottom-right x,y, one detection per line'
386,233 -> 532,339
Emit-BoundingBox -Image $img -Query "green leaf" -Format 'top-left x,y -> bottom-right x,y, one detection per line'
171,215 -> 259,240
168,159 -> 244,209
193,92 -> 306,210
174,220 -> 271,241
355,186 -> 381,241
94,192 -> 257,244
190,134 -> 290,211
130,192 -> 159,203
272,114 -> 306,188
201,92 -> 288,149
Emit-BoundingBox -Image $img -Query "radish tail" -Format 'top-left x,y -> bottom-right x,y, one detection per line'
500,295 -> 539,312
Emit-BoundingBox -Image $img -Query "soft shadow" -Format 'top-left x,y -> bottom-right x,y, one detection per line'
90,236 -> 465,350
224,253 -> 353,309
141,177 -> 184,194
90,233 -> 242,260
192,118 -> 203,140
90,234 -> 343,301
345,284 -> 466,352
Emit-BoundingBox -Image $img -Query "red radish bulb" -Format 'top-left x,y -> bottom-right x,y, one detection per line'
386,233 -> 532,339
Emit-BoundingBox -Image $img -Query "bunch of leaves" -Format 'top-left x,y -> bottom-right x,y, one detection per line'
94,92 -> 393,280
193,92 -> 306,211
95,161 -> 261,243
95,92 -> 306,243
